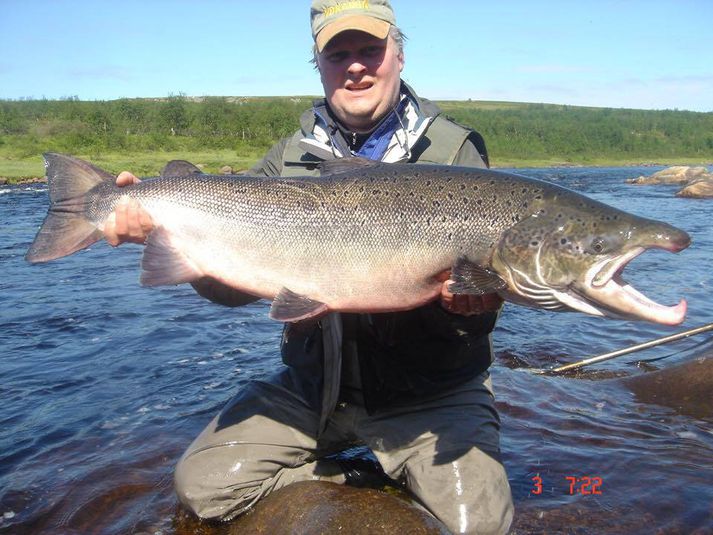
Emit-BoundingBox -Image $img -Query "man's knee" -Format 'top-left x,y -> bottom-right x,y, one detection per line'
405,449 -> 513,535
174,445 -> 263,520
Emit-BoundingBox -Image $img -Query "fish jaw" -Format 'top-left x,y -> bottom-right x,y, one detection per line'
491,211 -> 691,324
570,244 -> 688,325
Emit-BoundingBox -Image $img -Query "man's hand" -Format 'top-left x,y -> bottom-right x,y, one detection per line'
436,270 -> 503,316
104,172 -> 154,246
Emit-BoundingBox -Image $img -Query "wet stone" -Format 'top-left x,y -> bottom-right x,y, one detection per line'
187,481 -> 453,535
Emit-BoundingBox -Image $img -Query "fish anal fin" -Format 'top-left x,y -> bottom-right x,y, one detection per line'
269,288 -> 328,322
318,156 -> 381,176
140,227 -> 203,286
448,256 -> 507,295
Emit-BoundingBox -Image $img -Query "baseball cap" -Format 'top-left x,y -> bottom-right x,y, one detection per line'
311,0 -> 397,52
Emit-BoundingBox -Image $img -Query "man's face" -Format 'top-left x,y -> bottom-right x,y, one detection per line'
317,30 -> 404,133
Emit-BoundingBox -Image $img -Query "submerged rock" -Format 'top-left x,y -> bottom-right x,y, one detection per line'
676,177 -> 713,198
227,481 -> 450,535
627,165 -> 712,185
622,355 -> 713,419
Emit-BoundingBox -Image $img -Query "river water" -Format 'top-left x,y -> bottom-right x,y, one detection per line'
1,166 -> 712,534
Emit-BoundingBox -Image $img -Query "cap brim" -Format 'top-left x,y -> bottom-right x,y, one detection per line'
316,15 -> 390,52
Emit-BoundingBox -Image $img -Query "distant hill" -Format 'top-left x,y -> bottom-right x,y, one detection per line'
1,96 -> 711,177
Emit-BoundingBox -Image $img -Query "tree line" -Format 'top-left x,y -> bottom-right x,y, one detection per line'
1,95 -> 712,164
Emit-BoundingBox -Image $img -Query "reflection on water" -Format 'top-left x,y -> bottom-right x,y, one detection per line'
1,167 -> 712,534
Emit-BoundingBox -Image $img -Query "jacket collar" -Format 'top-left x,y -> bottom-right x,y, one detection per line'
297,82 -> 441,163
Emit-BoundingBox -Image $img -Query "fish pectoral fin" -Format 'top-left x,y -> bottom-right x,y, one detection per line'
448,256 -> 507,295
318,156 -> 381,176
160,160 -> 204,178
269,288 -> 328,322
140,227 -> 203,286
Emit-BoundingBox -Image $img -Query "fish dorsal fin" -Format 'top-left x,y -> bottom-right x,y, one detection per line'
448,256 -> 508,295
140,227 -> 203,286
160,160 -> 204,178
269,287 -> 329,322
318,156 -> 381,176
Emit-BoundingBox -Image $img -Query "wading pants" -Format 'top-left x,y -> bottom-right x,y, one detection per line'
174,370 -> 513,535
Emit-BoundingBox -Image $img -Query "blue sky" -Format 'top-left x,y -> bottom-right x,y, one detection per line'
2,0 -> 712,111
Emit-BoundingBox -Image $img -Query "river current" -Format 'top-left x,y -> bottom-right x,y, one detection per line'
1,166 -> 712,534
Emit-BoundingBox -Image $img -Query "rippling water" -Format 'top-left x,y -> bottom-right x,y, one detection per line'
1,167 -> 712,534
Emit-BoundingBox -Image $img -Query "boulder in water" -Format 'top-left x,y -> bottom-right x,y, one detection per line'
676,178 -> 713,198
627,165 -> 712,185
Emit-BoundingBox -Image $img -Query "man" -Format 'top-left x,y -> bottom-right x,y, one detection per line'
106,1 -> 513,533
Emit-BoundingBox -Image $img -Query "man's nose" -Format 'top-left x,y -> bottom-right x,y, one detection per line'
347,60 -> 367,74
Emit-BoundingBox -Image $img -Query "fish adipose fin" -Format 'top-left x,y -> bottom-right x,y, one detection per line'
140,227 -> 203,286
160,160 -> 204,178
269,288 -> 328,322
318,156 -> 381,176
25,153 -> 112,263
448,256 -> 508,295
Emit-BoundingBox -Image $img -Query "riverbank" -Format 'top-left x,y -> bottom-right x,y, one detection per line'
2,153 -> 712,185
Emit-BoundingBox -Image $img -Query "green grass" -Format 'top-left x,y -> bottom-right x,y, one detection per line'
2,150 -> 711,184
0,149 -> 264,182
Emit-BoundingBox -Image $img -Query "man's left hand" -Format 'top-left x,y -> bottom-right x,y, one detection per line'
436,271 -> 504,316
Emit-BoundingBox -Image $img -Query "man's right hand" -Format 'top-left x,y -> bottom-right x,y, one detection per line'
104,172 -> 154,246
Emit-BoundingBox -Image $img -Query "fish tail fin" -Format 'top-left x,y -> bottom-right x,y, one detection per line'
25,153 -> 114,263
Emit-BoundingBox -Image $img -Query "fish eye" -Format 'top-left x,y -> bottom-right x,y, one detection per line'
590,237 -> 606,254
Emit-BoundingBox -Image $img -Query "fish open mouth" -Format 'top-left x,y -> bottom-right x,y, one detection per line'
578,246 -> 687,325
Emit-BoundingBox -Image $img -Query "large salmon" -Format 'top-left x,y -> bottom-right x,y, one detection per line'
26,153 -> 690,324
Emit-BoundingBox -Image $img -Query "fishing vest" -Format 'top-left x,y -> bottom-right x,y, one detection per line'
279,113 -> 474,177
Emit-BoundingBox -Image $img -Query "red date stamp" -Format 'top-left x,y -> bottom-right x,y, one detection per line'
530,474 -> 603,495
